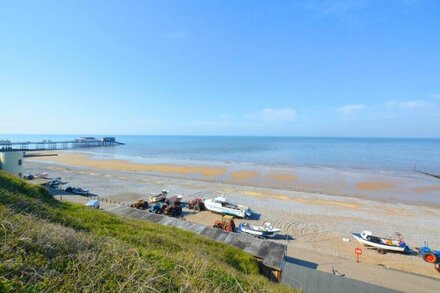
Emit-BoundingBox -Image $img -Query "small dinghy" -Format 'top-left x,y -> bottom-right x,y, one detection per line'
85,199 -> 100,209
238,222 -> 281,238
352,231 -> 409,253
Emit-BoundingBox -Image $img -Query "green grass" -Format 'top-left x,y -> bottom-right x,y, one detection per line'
0,171 -> 293,292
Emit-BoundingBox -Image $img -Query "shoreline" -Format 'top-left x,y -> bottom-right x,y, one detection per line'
67,148 -> 424,178
24,159 -> 440,291
28,151 -> 440,207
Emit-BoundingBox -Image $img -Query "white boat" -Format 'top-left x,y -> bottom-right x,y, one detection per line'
238,222 -> 281,238
149,190 -> 168,203
352,231 -> 409,253
65,187 -> 90,195
85,199 -> 100,209
204,196 -> 252,218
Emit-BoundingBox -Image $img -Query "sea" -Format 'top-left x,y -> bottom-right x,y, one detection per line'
1,135 -> 439,174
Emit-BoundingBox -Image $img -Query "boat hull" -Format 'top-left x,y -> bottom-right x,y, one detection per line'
73,190 -> 89,195
205,204 -> 247,218
204,197 -> 252,218
352,233 -> 408,253
238,223 -> 281,237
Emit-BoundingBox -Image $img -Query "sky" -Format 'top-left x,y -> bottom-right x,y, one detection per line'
0,0 -> 439,137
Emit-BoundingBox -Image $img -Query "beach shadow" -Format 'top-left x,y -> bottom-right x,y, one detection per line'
270,234 -> 294,241
87,192 -> 99,198
285,256 -> 319,270
403,250 -> 420,257
248,212 -> 261,221
180,210 -> 199,217
407,249 -> 420,256
367,246 -> 418,257
45,187 -> 75,196
47,187 -> 101,200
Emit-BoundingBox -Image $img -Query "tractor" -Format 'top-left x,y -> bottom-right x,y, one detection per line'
163,196 -> 183,217
149,202 -> 167,214
213,215 -> 236,232
419,243 -> 440,273
187,197 -> 205,211
130,199 -> 149,210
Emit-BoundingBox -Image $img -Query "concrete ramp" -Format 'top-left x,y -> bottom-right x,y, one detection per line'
106,205 -> 286,275
281,260 -> 400,293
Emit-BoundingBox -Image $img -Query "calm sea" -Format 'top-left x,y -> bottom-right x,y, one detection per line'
2,135 -> 439,173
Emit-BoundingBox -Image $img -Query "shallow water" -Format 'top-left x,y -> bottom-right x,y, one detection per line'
4,135 -> 440,173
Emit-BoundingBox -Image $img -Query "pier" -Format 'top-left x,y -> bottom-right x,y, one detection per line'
0,137 -> 124,152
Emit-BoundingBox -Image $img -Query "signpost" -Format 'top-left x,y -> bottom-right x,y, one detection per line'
355,247 -> 363,262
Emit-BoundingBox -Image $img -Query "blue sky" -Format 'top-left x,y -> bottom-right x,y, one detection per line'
0,0 -> 439,137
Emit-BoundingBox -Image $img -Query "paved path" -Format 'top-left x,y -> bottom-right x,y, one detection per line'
287,246 -> 440,293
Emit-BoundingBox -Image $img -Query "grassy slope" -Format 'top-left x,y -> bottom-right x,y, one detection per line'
0,171 -> 292,292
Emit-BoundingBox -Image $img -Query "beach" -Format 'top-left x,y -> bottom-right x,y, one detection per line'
26,152 -> 440,292
30,150 -> 440,205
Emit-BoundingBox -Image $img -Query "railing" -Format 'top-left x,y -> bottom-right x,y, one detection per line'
0,139 -> 124,152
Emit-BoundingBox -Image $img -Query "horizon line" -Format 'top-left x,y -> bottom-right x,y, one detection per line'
1,133 -> 440,140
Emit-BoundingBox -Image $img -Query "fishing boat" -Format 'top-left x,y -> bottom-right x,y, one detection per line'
72,187 -> 90,195
352,231 -> 409,253
149,190 -> 168,203
65,186 -> 90,195
238,222 -> 281,238
204,196 -> 252,218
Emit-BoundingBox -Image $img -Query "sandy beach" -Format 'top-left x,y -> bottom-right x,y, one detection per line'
26,152 -> 440,292
29,151 -> 440,206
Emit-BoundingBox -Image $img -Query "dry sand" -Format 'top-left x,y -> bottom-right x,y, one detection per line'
25,152 -> 440,292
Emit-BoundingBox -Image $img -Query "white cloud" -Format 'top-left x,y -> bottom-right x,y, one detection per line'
431,93 -> 440,100
337,98 -> 434,123
337,104 -> 366,121
385,100 -> 426,109
260,108 -> 297,123
338,104 -> 366,114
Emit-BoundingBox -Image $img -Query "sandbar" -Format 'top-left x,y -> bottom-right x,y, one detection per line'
356,181 -> 394,191
230,170 -> 259,180
29,152 -> 226,177
268,173 -> 297,181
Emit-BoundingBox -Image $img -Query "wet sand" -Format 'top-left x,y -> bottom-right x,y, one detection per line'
268,173 -> 297,181
32,152 -> 227,177
24,158 -> 440,292
29,151 -> 440,206
230,170 -> 259,180
356,182 -> 395,191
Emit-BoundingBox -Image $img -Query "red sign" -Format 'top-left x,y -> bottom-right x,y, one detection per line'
355,247 -> 363,255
